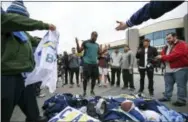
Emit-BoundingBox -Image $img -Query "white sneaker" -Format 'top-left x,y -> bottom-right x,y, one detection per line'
38,93 -> 46,98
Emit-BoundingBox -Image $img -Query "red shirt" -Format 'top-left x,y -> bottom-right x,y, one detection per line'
161,40 -> 188,68
98,57 -> 108,68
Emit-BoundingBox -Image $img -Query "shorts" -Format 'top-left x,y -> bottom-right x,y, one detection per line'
83,63 -> 99,80
80,66 -> 83,73
99,67 -> 108,75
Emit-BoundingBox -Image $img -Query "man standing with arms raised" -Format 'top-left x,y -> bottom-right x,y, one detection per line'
76,31 -> 107,96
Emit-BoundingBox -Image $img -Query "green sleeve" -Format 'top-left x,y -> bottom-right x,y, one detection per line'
1,13 -> 49,33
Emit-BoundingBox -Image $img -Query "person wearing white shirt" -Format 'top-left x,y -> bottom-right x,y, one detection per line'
110,49 -> 122,87
136,39 -> 158,96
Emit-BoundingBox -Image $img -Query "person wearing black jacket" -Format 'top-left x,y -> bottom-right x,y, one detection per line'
136,39 -> 158,96
62,51 -> 70,85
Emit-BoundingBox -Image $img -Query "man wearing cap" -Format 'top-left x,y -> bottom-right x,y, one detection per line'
1,1 -> 56,121
136,39 -> 158,96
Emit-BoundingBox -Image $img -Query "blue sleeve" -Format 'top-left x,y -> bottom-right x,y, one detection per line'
126,1 -> 184,27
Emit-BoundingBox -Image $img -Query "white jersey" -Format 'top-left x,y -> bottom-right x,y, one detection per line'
24,31 -> 59,93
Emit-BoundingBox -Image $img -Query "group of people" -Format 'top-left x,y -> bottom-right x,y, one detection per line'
1,0 -> 187,122
57,32 -> 137,96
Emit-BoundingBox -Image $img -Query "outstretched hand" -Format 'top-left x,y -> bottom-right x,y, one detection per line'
115,21 -> 128,31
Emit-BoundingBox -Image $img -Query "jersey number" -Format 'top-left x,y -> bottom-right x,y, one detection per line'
46,53 -> 56,63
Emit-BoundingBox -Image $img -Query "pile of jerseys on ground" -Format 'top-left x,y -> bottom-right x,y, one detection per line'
42,93 -> 188,122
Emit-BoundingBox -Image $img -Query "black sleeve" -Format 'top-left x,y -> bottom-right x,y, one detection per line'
126,1 -> 184,27
136,49 -> 141,59
153,47 -> 158,57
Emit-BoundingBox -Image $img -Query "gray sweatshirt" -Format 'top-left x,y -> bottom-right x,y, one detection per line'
121,50 -> 135,69
69,54 -> 79,68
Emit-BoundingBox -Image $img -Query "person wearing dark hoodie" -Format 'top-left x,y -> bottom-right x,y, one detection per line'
62,51 -> 70,86
1,1 -> 56,122
115,1 -> 184,31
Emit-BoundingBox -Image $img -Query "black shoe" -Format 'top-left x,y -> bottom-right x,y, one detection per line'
158,97 -> 171,102
90,91 -> 95,96
122,87 -> 128,90
172,101 -> 186,107
26,116 -> 48,122
36,116 -> 48,122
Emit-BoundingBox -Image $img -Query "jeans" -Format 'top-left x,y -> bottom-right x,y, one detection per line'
164,68 -> 188,102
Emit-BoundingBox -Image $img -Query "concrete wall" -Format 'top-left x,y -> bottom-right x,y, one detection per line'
184,14 -> 188,43
126,29 -> 139,67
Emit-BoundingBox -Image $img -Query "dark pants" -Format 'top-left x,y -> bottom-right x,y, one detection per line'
111,68 -> 121,86
64,68 -> 69,84
1,75 -> 40,122
107,72 -> 111,83
83,63 -> 99,92
70,67 -> 79,84
122,69 -> 135,88
139,68 -> 154,93
35,81 -> 42,96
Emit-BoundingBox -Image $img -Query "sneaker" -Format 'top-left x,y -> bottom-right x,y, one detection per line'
77,84 -> 80,87
158,97 -> 171,102
38,93 -> 46,98
129,88 -> 135,91
98,84 -> 102,87
90,91 -> 95,96
172,101 -> 186,107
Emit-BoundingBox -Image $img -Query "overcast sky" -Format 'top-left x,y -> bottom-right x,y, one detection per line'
2,1 -> 188,53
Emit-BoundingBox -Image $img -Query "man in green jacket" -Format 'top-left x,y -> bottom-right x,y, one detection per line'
1,1 -> 56,121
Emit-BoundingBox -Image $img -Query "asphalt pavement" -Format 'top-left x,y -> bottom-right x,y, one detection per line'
11,74 -> 188,121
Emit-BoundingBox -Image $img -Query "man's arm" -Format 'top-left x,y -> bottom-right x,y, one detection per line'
1,13 -> 51,33
161,43 -> 186,62
126,1 -> 184,27
75,38 -> 84,53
